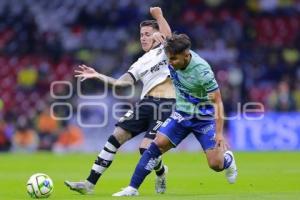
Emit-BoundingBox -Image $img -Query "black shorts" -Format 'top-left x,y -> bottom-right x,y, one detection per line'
116,96 -> 175,139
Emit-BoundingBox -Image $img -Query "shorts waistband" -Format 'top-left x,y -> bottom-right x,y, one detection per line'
143,95 -> 176,101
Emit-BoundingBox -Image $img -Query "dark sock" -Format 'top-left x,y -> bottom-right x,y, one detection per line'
87,135 -> 121,184
130,143 -> 162,189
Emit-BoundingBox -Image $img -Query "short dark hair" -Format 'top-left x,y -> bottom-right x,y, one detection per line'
164,33 -> 191,54
140,20 -> 159,30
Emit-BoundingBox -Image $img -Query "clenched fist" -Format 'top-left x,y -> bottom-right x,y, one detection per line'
150,7 -> 163,19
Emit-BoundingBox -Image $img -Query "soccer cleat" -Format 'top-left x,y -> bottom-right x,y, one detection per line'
112,186 -> 139,196
224,151 -> 238,184
64,180 -> 94,194
155,165 -> 168,194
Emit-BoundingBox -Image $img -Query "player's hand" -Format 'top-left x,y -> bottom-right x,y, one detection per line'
152,32 -> 166,44
74,65 -> 99,81
150,7 -> 163,19
215,134 -> 229,151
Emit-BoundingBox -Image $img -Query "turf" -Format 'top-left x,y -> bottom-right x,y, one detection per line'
0,152 -> 299,200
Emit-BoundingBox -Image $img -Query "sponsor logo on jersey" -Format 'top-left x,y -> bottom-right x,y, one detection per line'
150,60 -> 167,73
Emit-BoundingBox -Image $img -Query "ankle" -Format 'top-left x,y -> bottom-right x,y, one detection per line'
85,180 -> 95,189
128,186 -> 138,191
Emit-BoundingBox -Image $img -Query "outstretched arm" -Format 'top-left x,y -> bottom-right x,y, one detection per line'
74,65 -> 134,87
150,7 -> 172,38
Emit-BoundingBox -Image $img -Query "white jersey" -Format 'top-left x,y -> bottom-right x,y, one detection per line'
127,44 -> 170,99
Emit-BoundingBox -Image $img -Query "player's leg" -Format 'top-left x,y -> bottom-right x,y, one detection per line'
65,105 -> 149,194
112,134 -> 173,196
205,147 -> 237,183
194,121 -> 237,183
64,127 -> 132,194
139,137 -> 168,194
141,120 -> 167,194
152,98 -> 176,190
137,97 -> 174,193
139,137 -> 166,176
112,111 -> 189,196
140,98 -> 174,194
223,150 -> 237,183
205,144 -> 226,171
86,127 -> 132,184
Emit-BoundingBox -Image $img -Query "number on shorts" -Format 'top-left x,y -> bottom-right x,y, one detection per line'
152,120 -> 163,132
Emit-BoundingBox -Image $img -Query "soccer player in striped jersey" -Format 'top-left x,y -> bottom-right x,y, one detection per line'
65,7 -> 174,194
112,33 -> 238,196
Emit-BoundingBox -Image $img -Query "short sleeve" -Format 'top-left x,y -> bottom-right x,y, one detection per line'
127,60 -> 141,82
201,70 -> 219,93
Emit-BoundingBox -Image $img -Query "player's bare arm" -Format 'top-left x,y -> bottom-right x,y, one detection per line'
74,65 -> 134,87
152,32 -> 166,44
150,7 -> 172,38
208,89 -> 227,151
144,7 -> 175,98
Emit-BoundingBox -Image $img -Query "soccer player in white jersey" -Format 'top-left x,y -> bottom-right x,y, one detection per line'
64,7 -> 175,194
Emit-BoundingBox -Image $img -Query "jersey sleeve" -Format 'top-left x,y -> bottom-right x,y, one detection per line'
127,59 -> 141,82
201,69 -> 219,93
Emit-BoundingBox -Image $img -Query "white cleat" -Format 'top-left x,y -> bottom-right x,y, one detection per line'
225,151 -> 238,184
112,186 -> 139,197
155,165 -> 168,194
64,180 -> 94,194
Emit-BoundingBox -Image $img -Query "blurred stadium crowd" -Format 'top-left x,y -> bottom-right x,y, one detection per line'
0,0 -> 299,152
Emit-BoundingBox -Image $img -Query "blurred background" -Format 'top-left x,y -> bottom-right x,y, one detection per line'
0,0 -> 299,153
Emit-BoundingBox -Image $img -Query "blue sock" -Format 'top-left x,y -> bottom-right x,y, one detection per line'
223,152 -> 233,169
130,143 -> 162,189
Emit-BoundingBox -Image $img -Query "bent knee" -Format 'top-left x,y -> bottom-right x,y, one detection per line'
154,134 -> 173,153
139,138 -> 152,149
112,127 -> 132,144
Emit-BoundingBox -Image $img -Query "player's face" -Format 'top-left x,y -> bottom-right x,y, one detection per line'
140,26 -> 156,52
167,50 -> 191,70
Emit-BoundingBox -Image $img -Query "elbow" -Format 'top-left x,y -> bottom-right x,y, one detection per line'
165,30 -> 172,38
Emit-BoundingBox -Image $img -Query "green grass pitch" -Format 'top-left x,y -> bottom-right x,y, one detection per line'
0,152 -> 299,200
